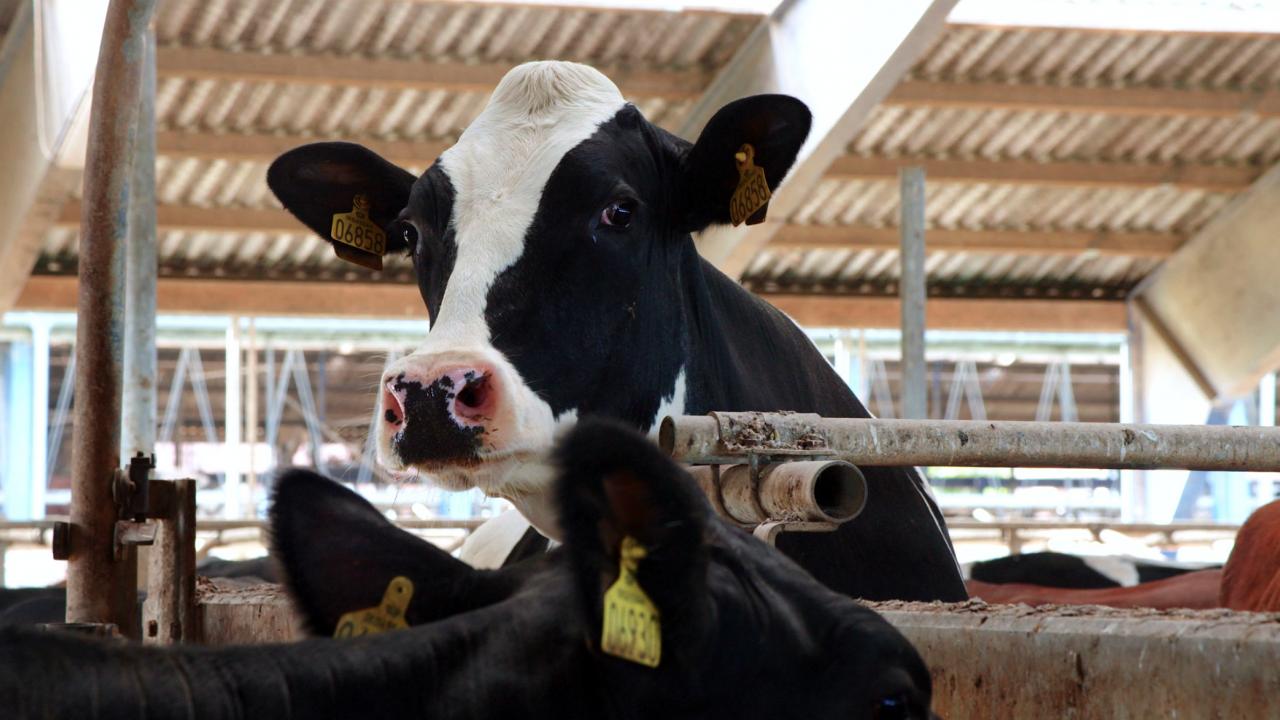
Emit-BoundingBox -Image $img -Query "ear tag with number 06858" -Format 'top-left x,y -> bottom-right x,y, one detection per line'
329,193 -> 387,271
334,576 -> 413,638
600,536 -> 661,668
729,143 -> 770,227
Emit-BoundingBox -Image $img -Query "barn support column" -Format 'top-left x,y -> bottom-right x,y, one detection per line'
66,0 -> 158,635
899,167 -> 927,420
121,26 -> 156,463
680,0 -> 959,278
224,317 -> 242,518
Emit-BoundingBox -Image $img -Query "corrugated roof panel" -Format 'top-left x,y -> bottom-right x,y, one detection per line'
916,25 -> 1280,87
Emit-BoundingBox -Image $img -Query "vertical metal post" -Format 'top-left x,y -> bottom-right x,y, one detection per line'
67,0 -> 158,634
899,167 -> 927,420
29,318 -> 50,519
121,26 -> 156,462
245,319 -> 259,515
224,318 -> 242,518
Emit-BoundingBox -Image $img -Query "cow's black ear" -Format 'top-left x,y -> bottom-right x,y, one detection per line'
269,469 -> 527,636
676,94 -> 811,233
267,142 -> 416,253
554,419 -> 712,654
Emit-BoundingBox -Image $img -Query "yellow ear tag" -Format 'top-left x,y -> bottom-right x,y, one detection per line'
333,576 -> 413,639
600,536 -> 661,668
329,193 -> 387,271
729,143 -> 771,227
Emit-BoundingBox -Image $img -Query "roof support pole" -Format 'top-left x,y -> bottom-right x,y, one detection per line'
66,0 -> 158,635
121,26 -> 156,462
899,167 -> 927,420
681,0 -> 959,279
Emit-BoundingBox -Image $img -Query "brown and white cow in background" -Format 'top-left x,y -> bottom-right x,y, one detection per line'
269,61 -> 967,602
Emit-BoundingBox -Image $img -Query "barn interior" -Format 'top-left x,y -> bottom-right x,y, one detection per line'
0,0 -> 1277,590
0,2 -> 1278,716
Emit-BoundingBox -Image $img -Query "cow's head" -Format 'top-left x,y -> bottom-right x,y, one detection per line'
267,62 -> 810,517
270,419 -> 936,718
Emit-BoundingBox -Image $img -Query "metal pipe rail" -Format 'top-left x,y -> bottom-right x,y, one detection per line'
661,412 -> 1280,471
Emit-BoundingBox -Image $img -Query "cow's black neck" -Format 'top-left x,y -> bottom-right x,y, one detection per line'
671,244 -> 968,602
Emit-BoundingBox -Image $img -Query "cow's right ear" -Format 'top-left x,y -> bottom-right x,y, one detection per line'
267,142 -> 416,253
269,469 -> 529,636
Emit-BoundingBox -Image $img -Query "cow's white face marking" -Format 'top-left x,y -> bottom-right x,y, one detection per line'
649,368 -> 687,438
378,62 -> 627,499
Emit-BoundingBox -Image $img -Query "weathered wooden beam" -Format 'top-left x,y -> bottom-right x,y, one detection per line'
829,155 -> 1256,193
156,46 -> 711,101
15,275 -> 1122,331
682,0 -> 960,279
156,130 -> 447,169
55,202 -> 1182,260
885,78 -> 1280,119
772,224 -> 1181,257
16,276 -> 429,318
765,294 -> 1126,332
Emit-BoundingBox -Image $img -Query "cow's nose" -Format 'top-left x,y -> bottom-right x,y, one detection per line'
380,365 -> 500,465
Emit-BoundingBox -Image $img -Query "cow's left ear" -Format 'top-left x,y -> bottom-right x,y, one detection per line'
554,418 -> 712,661
675,94 -> 811,233
270,469 -> 529,636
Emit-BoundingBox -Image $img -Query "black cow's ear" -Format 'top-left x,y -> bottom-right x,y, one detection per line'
554,419 -> 712,657
269,469 -> 527,636
266,142 -> 416,254
676,95 -> 811,233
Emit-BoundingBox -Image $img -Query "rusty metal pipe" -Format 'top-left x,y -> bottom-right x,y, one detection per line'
688,461 -> 867,525
661,412 -> 1280,471
67,0 -> 158,635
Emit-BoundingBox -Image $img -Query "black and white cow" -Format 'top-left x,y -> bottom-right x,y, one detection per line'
268,61 -> 966,602
0,420 -> 938,719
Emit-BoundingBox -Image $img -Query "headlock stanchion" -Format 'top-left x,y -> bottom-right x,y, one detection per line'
661,412 -> 1280,471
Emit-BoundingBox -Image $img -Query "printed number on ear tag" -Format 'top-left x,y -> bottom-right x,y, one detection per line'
729,143 -> 771,227
333,576 -> 414,638
330,193 -> 387,271
601,536 -> 661,668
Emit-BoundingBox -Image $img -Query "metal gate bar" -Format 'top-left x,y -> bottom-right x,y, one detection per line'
661,412 -> 1280,471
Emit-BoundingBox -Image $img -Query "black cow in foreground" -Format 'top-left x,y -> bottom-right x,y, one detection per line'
268,60 -> 966,602
0,420 -> 937,719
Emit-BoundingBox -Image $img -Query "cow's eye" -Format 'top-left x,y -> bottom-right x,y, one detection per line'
871,693 -> 911,720
600,200 -> 635,229
402,225 -> 419,248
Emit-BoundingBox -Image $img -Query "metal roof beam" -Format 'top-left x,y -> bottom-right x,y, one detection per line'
15,275 -> 1122,331
886,79 -> 1280,119
772,225 -> 1182,258
1132,162 -> 1280,399
156,46 -> 711,101
828,156 -> 1256,193
677,0 -> 960,279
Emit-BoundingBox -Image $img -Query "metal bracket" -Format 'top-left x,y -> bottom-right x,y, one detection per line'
114,520 -> 157,561
752,521 -> 840,547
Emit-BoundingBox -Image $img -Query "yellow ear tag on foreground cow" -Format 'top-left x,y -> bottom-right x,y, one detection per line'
333,576 -> 414,638
329,193 -> 387,272
600,536 -> 661,668
729,143 -> 770,227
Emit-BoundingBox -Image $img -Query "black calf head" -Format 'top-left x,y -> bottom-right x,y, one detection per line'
270,419 -> 936,719
267,61 -> 811,499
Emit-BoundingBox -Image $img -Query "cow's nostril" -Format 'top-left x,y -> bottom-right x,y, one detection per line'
383,382 -> 405,426
456,375 -> 490,412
